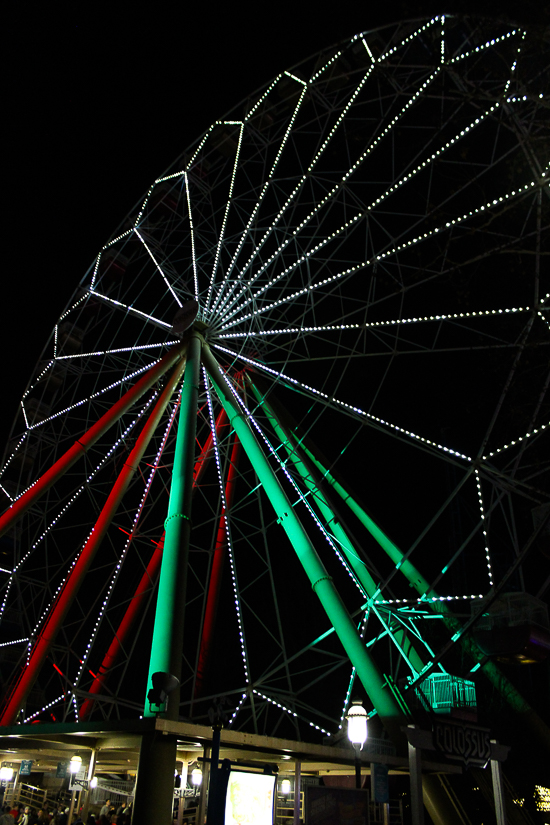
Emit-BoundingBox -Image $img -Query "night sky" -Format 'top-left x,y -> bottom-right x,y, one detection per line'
3,0 -> 547,437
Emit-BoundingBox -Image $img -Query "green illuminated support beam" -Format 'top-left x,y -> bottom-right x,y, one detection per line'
293,437 -> 550,752
202,344 -> 408,746
247,377 -> 427,677
134,332 -> 203,825
144,331 -> 203,718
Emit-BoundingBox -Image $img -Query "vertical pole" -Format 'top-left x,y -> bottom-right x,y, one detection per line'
132,332 -> 202,825
81,749 -> 96,822
68,789 -> 77,824
490,744 -> 507,825
208,728 -> 222,825
293,761 -> 301,825
408,727 -> 424,825
354,749 -> 362,789
197,746 -> 211,825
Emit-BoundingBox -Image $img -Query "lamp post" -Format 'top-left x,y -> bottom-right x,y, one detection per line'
347,700 -> 368,789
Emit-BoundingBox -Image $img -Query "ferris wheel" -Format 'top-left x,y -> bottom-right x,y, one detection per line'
0,14 -> 548,744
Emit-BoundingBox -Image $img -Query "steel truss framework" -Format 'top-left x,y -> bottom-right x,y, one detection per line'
0,15 -> 548,744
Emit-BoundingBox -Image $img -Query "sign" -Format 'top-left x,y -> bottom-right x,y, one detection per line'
306,786 -> 370,825
433,720 -> 491,767
56,762 -> 68,779
19,761 -> 33,776
225,771 -> 276,825
371,763 -> 389,803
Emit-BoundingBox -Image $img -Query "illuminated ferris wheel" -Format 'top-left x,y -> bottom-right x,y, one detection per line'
0,14 -> 548,744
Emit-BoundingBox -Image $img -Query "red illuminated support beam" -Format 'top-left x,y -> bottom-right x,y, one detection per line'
0,342 -> 186,540
0,354 -> 187,725
194,434 -> 241,699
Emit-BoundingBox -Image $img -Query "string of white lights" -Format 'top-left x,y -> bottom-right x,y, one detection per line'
448,28 -> 518,65
184,172 -> 199,300
204,371 -> 251,685
134,228 -> 183,308
253,689 -> 331,736
217,306 -> 530,339
88,289 -> 172,328
24,359 -> 161,433
24,694 -> 66,724
474,469 -> 494,586
213,84 -> 309,316
0,433 -> 28,483
58,292 -> 89,321
54,341 -> 175,361
213,342 -> 472,462
102,228 -> 133,251
220,97 -> 501,323
134,183 -> 156,227
216,62 -> 384,320
228,692 -> 248,727
205,122 -> 245,312
218,177 -> 540,332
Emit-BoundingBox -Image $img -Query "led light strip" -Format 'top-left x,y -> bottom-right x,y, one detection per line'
25,359 -> 161,432
102,228 -> 133,250
55,341 -> 176,361
24,694 -> 66,723
0,637 -> 29,648
204,372 -> 251,684
217,306 -> 530,339
22,360 -> 55,399
253,689 -> 331,736
228,692 -> 248,726
219,177 -> 541,332
206,122 -> 245,311
213,342 -> 472,461
448,28 -> 519,65
217,62 -> 379,319
184,171 -> 199,300
475,469 -> 494,586
214,84 -> 309,315
134,227 -> 183,308
0,433 -> 28,482
88,289 -> 172,328
482,422 -> 548,459
134,183 -> 156,227
222,95 -> 500,322
59,292 -> 89,321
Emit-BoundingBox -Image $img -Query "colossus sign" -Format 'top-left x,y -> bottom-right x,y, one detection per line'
433,720 -> 491,767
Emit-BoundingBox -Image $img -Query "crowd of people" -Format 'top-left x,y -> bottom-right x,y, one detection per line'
0,800 -> 132,825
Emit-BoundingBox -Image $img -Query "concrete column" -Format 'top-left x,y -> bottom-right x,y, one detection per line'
408,726 -> 424,825
490,742 -> 507,825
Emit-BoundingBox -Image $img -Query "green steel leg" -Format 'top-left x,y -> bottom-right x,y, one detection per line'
248,377 -> 427,676
293,435 -> 550,751
202,343 -> 408,745
144,331 -> 202,718
134,332 -> 202,825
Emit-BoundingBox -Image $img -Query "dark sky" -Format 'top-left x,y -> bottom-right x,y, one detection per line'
3,0 -> 547,445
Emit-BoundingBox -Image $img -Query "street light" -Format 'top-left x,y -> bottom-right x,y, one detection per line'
191,768 -> 202,787
281,779 -> 291,794
69,755 -> 82,774
0,767 -> 14,782
347,700 -> 368,789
